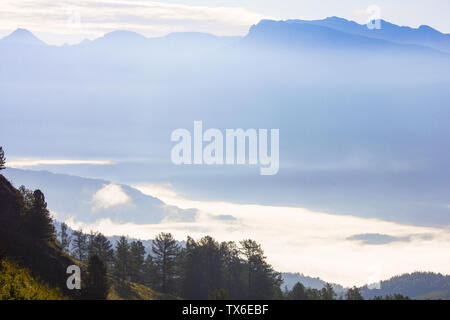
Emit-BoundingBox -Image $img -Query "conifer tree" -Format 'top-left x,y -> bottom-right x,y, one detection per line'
288,282 -> 308,300
152,232 -> 180,293
114,236 -> 130,280
130,240 -> 146,283
89,233 -> 114,269
143,254 -> 158,289
26,190 -> 55,241
321,283 -> 336,300
72,229 -> 88,262
83,254 -> 109,300
346,286 -> 364,300
240,239 -> 281,299
59,222 -> 71,253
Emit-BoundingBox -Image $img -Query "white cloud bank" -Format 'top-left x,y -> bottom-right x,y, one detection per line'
7,158 -> 115,168
62,183 -> 450,287
0,0 -> 276,44
91,183 -> 132,211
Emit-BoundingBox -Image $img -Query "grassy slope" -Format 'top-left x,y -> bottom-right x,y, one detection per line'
415,290 -> 450,300
0,258 -> 65,300
1,173 -> 165,300
108,277 -> 169,300
0,252 -> 166,300
69,256 -> 166,300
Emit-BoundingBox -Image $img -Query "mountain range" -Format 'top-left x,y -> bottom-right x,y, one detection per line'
360,272 -> 450,299
1,28 -> 46,46
2,16 -> 449,300
2,16 -> 450,54
281,272 -> 346,297
3,168 -> 196,224
285,17 -> 450,53
283,271 -> 450,299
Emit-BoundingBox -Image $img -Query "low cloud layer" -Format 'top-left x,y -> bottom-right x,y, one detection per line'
7,158 -> 115,168
91,183 -> 132,211
61,183 -> 450,287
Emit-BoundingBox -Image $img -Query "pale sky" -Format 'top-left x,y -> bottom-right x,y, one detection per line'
2,0 -> 450,286
0,0 -> 449,45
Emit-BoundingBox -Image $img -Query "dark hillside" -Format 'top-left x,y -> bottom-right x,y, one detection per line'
0,174 -> 75,298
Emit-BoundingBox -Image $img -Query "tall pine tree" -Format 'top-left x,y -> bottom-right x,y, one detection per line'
181,236 -> 223,299
59,222 -> 72,253
143,254 -> 158,289
88,232 -> 114,269
114,236 -> 130,280
240,239 -> 281,299
83,254 -> 110,300
72,229 -> 88,262
25,190 -> 55,242
346,286 -> 364,300
130,240 -> 146,283
152,232 -> 180,294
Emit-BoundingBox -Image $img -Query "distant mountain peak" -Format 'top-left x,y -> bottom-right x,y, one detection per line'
13,27 -> 29,33
90,30 -> 148,47
2,28 -> 45,45
324,16 -> 349,22
164,31 -> 218,39
102,30 -> 147,41
250,17 -> 450,53
418,25 -> 439,33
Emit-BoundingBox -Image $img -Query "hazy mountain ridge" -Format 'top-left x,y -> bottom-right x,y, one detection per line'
361,272 -> 450,299
3,168 -> 197,224
0,27 -> 239,52
0,28 -> 46,46
1,16 -> 449,230
2,16 -> 449,55
281,272 -> 346,296
244,19 -> 447,56
285,16 -> 450,53
282,271 -> 450,300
